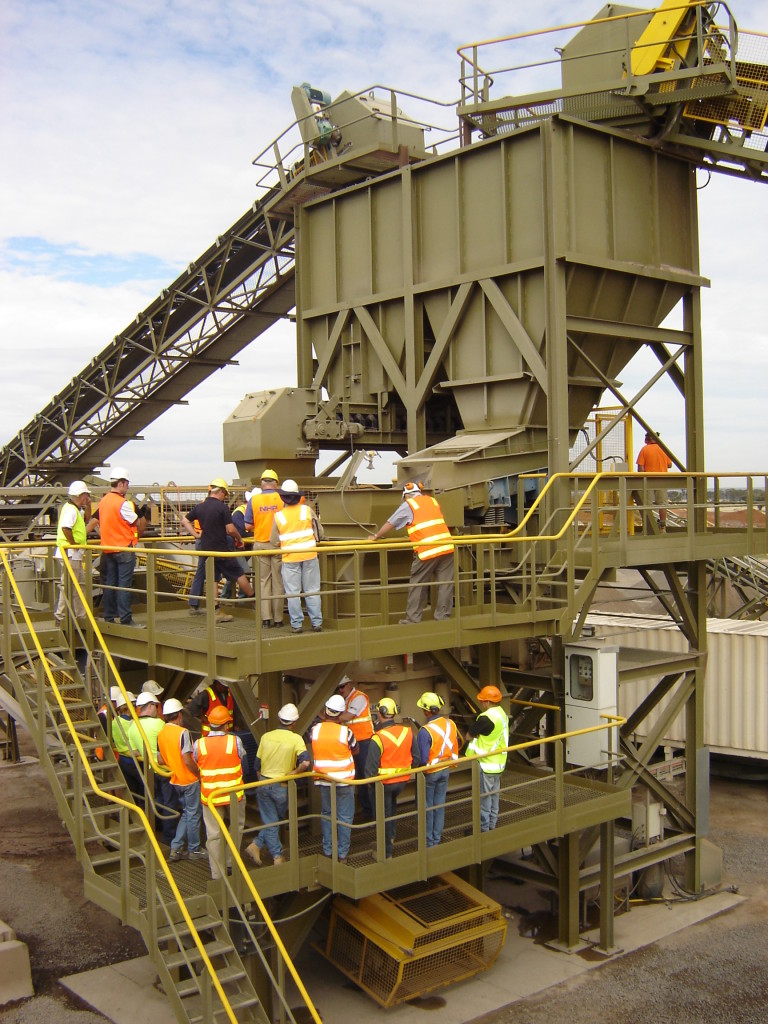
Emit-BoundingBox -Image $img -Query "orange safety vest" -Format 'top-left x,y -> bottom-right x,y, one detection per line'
310,722 -> 355,782
374,724 -> 413,784
95,702 -> 109,762
250,491 -> 284,542
98,491 -> 137,552
158,723 -> 198,787
197,734 -> 244,805
344,687 -> 373,742
201,686 -> 235,736
424,716 -> 459,772
274,504 -> 317,562
405,495 -> 454,561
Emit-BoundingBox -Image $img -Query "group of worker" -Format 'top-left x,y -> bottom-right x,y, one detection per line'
55,466 -> 456,634
101,672 -> 511,872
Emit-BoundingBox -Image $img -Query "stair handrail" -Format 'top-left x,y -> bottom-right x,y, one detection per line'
0,549 -> 243,1024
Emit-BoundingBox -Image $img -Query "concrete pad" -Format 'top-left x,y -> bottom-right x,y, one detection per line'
59,889 -> 744,1024
0,920 -> 16,943
0,939 -> 34,1005
60,956 -> 174,1024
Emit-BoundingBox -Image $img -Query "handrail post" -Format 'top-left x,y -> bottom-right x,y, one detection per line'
555,739 -> 564,835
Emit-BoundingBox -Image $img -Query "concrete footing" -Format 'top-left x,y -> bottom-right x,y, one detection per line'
0,919 -> 34,1005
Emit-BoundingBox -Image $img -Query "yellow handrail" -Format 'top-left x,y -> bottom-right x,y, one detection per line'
0,550 -> 241,1024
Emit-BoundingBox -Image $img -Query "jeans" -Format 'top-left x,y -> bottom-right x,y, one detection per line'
170,781 -> 203,853
102,550 -> 136,623
353,740 -> 372,819
479,771 -> 501,831
203,799 -> 244,880
381,782 -> 405,858
157,775 -> 182,845
319,784 -> 354,859
403,552 -> 454,624
425,769 -> 449,846
281,558 -> 322,629
255,782 -> 288,859
118,753 -> 144,805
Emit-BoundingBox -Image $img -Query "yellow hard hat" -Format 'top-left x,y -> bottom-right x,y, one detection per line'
260,469 -> 279,482
377,697 -> 399,717
417,691 -> 444,712
210,478 -> 229,492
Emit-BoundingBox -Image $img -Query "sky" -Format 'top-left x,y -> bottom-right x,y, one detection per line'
2,0 -> 766,488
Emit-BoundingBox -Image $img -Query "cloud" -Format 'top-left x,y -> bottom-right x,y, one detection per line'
2,0 -> 766,485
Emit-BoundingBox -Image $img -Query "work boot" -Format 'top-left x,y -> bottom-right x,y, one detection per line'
245,842 -> 262,866
215,611 -> 234,623
189,606 -> 201,615
273,854 -> 285,866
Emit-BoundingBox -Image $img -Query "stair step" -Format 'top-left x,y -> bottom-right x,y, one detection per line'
163,937 -> 237,971
174,963 -> 247,998
65,778 -> 127,799
158,916 -> 225,944
187,992 -> 263,1024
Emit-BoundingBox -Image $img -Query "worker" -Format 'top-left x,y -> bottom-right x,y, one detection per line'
182,478 -> 254,622
113,691 -> 142,801
415,691 -> 459,847
465,685 -> 509,832
158,698 -> 205,862
245,702 -> 310,867
368,481 -> 454,624
221,490 -> 252,600
365,698 -> 417,859
244,469 -> 286,628
90,466 -> 147,627
309,694 -> 358,861
53,480 -> 97,625
186,679 -> 235,736
125,691 -> 178,841
193,705 -> 246,879
336,675 -> 374,820
141,679 -> 164,699
636,432 -> 673,530
95,686 -> 121,763
270,479 -> 323,633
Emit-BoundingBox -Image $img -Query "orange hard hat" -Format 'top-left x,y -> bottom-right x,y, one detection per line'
208,705 -> 232,726
477,685 -> 502,704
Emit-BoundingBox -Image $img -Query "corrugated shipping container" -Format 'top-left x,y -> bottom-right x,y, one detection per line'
585,613 -> 768,760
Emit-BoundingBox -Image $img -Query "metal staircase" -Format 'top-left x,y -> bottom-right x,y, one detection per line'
0,553 -> 320,1024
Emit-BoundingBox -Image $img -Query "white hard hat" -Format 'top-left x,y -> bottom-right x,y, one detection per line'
109,466 -> 130,482
68,481 -> 90,497
142,679 -> 164,696
109,686 -> 121,702
325,694 -> 346,716
162,698 -> 184,716
402,481 -> 422,496
281,479 -> 299,493
124,690 -> 138,703
278,702 -> 299,723
114,693 -> 128,709
136,692 -> 160,708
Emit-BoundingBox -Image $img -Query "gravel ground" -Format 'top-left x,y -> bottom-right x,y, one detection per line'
1,749 -> 766,1023
482,777 -> 768,1024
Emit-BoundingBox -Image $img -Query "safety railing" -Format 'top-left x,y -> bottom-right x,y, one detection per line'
0,550 -> 323,1024
250,85 -> 459,201
3,472 -> 766,640
455,2 -> 748,136
205,710 -> 626,878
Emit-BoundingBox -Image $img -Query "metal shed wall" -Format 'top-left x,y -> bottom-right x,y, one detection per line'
587,614 -> 768,760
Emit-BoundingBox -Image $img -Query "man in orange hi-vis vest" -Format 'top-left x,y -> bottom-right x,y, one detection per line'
158,698 -> 204,862
244,468 -> 286,628
90,466 -> 147,627
365,697 -> 418,859
368,481 -> 454,625
310,694 -> 358,861
193,705 -> 245,879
